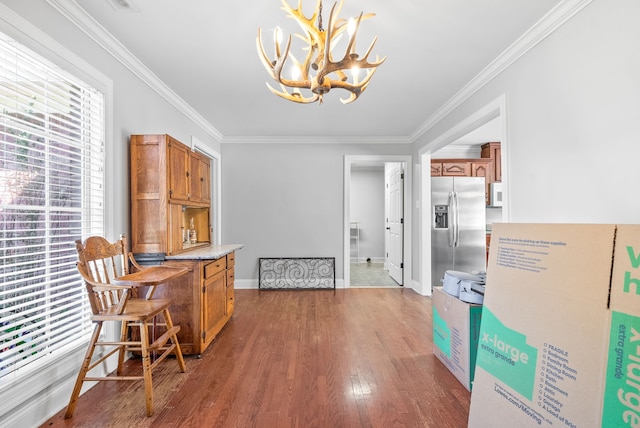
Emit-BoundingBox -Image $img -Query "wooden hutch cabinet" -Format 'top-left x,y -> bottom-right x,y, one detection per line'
130,134 -> 236,356
130,134 -> 211,256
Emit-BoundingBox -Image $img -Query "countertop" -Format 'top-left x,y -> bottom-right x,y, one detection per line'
165,243 -> 244,260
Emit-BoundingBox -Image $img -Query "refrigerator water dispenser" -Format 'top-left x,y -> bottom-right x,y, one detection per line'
434,205 -> 449,229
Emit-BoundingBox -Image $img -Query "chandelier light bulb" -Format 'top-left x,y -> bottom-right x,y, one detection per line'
350,66 -> 360,85
347,17 -> 356,37
274,26 -> 282,45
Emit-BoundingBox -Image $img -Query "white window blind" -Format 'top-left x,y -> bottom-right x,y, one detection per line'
0,31 -> 105,379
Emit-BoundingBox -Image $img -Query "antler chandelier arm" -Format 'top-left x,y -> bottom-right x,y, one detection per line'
266,82 -> 320,103
331,66 -> 379,104
317,4 -> 386,86
257,28 -> 320,103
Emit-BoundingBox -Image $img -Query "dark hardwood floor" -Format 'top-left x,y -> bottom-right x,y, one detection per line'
41,289 -> 470,428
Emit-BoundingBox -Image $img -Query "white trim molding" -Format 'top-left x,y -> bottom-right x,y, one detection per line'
343,155 -> 412,292
418,95 -> 509,297
221,135 -> 411,145
191,136 -> 223,245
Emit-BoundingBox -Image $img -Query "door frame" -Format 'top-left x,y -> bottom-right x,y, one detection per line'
343,155 -> 412,289
418,95 -> 509,296
191,136 -> 222,244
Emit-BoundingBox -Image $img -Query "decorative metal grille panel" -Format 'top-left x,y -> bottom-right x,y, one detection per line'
259,258 -> 335,289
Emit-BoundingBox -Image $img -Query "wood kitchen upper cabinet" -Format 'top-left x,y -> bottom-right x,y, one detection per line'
430,143 -> 501,205
130,134 -> 211,256
431,157 -> 494,205
481,142 -> 501,182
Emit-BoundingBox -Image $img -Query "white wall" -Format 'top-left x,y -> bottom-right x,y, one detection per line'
412,0 -> 640,286
350,166 -> 386,263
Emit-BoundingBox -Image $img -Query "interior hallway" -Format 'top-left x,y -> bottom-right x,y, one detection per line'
350,262 -> 401,287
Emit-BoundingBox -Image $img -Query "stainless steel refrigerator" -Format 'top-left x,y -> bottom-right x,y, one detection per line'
431,176 -> 487,287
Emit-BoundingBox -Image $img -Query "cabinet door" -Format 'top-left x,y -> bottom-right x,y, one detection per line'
130,136 -> 165,254
430,161 -> 442,176
168,138 -> 190,203
200,157 -> 211,204
494,148 -> 501,181
201,258 -> 227,347
189,152 -> 211,204
168,203 -> 185,255
442,162 -> 470,176
471,160 -> 492,205
470,160 -> 490,179
202,270 -> 226,345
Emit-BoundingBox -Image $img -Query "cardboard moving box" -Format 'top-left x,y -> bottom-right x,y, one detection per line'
468,224 -> 640,428
432,286 -> 482,391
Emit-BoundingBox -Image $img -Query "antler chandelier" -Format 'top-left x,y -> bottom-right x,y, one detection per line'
256,0 -> 385,104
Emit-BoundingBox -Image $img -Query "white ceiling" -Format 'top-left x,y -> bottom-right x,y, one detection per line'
72,0 -> 562,141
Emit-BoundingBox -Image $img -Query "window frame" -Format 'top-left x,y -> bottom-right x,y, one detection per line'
0,4 -> 114,423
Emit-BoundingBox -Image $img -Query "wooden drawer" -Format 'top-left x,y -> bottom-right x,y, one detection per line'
204,257 -> 226,279
227,251 -> 235,268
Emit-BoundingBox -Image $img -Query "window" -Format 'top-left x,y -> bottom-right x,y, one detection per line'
0,30 -> 104,379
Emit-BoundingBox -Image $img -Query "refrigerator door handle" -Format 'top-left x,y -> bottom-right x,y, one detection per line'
448,191 -> 455,247
452,191 -> 460,247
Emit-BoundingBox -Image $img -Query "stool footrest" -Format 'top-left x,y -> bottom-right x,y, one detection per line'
149,326 -> 180,351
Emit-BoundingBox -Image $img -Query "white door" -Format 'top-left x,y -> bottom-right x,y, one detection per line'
386,163 -> 404,285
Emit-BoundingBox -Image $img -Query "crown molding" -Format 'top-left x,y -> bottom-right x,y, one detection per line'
221,135 -> 411,144
410,0 -> 593,142
45,0 -> 223,143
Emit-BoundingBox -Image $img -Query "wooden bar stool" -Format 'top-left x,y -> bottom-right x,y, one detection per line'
65,235 -> 188,418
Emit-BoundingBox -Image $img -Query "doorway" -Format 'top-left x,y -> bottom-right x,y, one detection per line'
343,155 -> 412,288
419,95 -> 508,296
